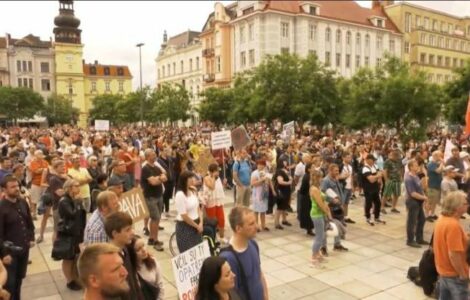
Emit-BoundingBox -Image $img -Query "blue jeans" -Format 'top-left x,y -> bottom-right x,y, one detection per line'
312,217 -> 341,254
405,199 -> 425,243
438,276 -> 469,300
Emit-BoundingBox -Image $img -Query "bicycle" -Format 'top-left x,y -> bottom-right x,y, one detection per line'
169,220 -> 221,257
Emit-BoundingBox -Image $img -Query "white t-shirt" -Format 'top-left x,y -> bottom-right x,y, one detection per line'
294,162 -> 306,191
175,190 -> 199,221
340,163 -> 353,189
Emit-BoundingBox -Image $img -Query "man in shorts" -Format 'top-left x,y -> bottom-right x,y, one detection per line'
382,149 -> 403,214
140,149 -> 167,251
233,149 -> 252,207
426,150 -> 444,222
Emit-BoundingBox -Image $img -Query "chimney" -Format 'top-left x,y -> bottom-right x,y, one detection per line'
94,60 -> 98,65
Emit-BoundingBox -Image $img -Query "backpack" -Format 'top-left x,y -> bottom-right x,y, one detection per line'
407,266 -> 421,286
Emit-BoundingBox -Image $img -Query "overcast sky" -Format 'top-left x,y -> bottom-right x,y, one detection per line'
2,1 -> 470,89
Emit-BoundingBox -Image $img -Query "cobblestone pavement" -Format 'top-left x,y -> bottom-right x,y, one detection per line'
23,191 -> 452,299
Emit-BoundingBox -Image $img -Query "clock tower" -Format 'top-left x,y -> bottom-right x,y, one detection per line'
53,0 -> 87,127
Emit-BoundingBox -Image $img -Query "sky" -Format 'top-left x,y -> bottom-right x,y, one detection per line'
2,1 -> 470,89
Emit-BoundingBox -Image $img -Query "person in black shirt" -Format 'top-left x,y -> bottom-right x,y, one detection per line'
157,145 -> 176,218
362,154 -> 385,226
0,175 -> 35,300
141,149 -> 167,251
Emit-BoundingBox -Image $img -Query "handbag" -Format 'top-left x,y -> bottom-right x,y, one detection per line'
51,235 -> 74,260
40,192 -> 54,207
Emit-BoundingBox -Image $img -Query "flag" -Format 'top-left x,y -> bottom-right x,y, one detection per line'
465,91 -> 470,135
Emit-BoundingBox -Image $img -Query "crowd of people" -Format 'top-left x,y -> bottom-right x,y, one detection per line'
0,123 -> 468,299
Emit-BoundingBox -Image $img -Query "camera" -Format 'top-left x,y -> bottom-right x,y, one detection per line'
2,241 -> 23,255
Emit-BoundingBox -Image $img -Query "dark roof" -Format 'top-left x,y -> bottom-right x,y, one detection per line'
8,34 -> 52,48
167,30 -> 201,49
83,63 -> 132,78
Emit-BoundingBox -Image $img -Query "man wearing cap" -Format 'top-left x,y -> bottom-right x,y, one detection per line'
109,160 -> 133,192
445,146 -> 466,190
362,154 -> 385,226
404,159 -> 428,248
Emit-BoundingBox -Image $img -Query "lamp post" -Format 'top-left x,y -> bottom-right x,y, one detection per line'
136,42 -> 144,126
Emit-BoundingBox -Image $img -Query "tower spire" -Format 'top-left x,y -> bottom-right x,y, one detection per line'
53,0 -> 82,44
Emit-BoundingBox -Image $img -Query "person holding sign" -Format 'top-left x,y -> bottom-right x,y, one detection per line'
195,256 -> 241,300
141,149 -> 167,252
175,170 -> 203,253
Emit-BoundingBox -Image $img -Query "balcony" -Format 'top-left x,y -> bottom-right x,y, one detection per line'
202,48 -> 215,57
203,73 -> 215,82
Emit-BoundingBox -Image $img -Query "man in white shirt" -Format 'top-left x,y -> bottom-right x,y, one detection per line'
339,152 -> 355,224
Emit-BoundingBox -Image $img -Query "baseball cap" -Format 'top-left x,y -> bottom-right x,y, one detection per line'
443,165 -> 458,173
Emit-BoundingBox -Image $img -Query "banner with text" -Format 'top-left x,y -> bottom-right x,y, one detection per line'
118,188 -> 149,223
94,120 -> 110,131
211,130 -> 232,150
172,241 -> 211,300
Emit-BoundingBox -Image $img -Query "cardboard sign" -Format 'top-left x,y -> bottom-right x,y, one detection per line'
118,188 -> 149,223
231,125 -> 251,151
172,241 -> 211,300
282,121 -> 295,142
211,130 -> 232,150
194,148 -> 217,175
94,120 -> 110,131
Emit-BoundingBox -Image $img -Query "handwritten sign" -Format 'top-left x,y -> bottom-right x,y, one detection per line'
118,188 -> 149,223
172,241 -> 211,300
194,149 -> 217,175
231,125 -> 251,151
211,130 -> 232,150
94,120 -> 110,131
282,121 -> 295,142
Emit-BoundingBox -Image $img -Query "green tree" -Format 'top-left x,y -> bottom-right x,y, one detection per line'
198,87 -> 234,125
0,86 -> 44,123
155,83 -> 190,124
89,94 -> 124,123
42,94 -> 79,125
443,58 -> 470,124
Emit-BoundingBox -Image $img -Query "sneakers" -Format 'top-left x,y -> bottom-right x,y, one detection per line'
306,230 -> 315,236
275,224 -> 284,230
407,241 -> 422,248
320,246 -> 328,257
344,218 -> 356,224
391,208 -> 400,213
417,240 -> 429,245
143,227 -> 150,236
366,219 -> 375,226
426,216 -> 435,222
281,221 -> 292,226
66,280 -> 82,291
375,218 -> 386,225
381,209 -> 387,215
333,244 -> 349,252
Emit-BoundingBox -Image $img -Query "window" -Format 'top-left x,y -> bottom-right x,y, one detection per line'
117,68 -> 124,76
404,42 -> 410,54
429,35 -> 434,46
17,78 -> 22,87
461,41 -> 465,51
424,17 -> 429,30
438,37 -> 443,48
429,54 -> 435,65
365,34 -> 370,48
91,81 -> 96,92
105,81 -> 110,92
356,33 -> 361,48
346,54 -> 351,68
376,57 -> 382,67
376,35 -> 383,50
249,23 -> 254,41
240,51 -> 246,67
22,61 -> 27,72
16,60 -> 21,72
242,6 -> 254,15
446,38 -> 450,49
23,78 -> 28,87
90,66 -> 97,75
119,81 -> 124,92
240,26 -> 245,43
162,66 -> 165,77
420,53 -> 426,64
173,62 -> 176,75
355,55 -> 360,68
41,79 -> 51,91
346,31 -> 351,46
445,57 -> 450,67
180,60 -> 184,74
249,49 -> 255,66
420,33 -> 426,44
365,56 -> 370,67
336,29 -> 341,44
461,59 -> 465,67
453,40 -> 458,50
437,74 -> 442,83
449,23 -> 454,34
28,78 -> 33,89
415,15 -> 421,28
445,75 -> 450,82
453,58 -> 458,67
104,67 -> 110,75
377,19 -> 384,28
437,56 -> 442,66
325,28 -> 331,42
428,74 -> 434,82
281,47 -> 289,54
189,59 -> 193,72
309,24 -> 317,41
309,6 -> 317,15
216,56 -> 221,72
433,20 -> 438,31
325,51 -> 331,66
389,39 -> 395,54
196,57 -> 200,70
281,22 -> 289,38
405,13 -> 411,32
441,21 -> 446,32
28,61 -> 32,72
336,53 -> 341,67
40,62 -> 49,73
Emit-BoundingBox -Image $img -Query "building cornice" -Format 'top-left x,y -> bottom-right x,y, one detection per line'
386,2 -> 470,21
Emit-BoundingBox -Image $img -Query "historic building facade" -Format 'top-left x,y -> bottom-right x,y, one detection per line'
384,1 -> 470,84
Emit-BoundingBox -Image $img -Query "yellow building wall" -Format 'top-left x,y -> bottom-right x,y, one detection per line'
54,42 -> 87,127
84,76 -> 133,110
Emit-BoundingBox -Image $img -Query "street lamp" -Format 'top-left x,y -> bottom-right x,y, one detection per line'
136,42 -> 144,126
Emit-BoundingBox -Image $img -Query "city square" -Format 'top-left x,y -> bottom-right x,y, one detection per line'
1,1 -> 470,300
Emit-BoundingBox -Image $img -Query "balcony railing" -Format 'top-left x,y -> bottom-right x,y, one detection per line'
203,73 -> 215,82
202,48 -> 215,57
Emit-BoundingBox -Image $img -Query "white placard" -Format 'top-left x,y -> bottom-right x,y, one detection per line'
211,130 -> 232,150
172,241 -> 211,300
94,120 -> 109,131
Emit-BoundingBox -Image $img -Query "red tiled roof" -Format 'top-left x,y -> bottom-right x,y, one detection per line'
83,63 -> 132,78
263,1 -> 400,33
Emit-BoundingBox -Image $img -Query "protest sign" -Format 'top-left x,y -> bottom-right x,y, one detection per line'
172,241 -> 211,300
211,130 -> 232,150
444,138 -> 455,162
282,121 -> 295,142
118,188 -> 149,223
94,120 -> 110,131
194,148 -> 217,175
231,125 -> 251,151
